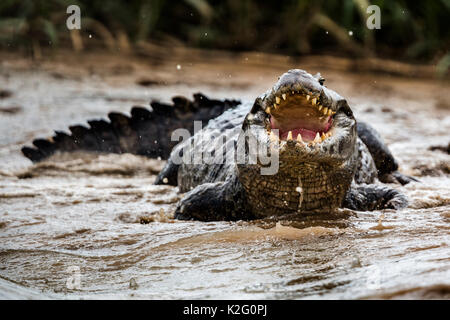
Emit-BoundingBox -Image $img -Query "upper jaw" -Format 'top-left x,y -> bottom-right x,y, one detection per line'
261,83 -> 337,146
264,87 -> 336,118
243,69 -> 355,160
246,70 -> 355,161
261,69 -> 342,115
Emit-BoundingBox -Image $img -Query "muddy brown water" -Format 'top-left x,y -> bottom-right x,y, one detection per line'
0,52 -> 449,299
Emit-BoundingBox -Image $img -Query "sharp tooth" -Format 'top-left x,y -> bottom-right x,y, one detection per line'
273,103 -> 277,109
297,134 -> 304,143
282,94 -> 286,100
311,98 -> 317,105
306,95 -> 310,101
269,131 -> 278,142
275,96 -> 281,104
327,109 -> 333,116
314,132 -> 321,143
287,131 -> 293,141
265,107 -> 271,114
318,105 -> 323,111
321,133 -> 326,141
322,107 -> 328,115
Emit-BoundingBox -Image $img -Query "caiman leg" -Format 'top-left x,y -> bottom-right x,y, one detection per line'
343,183 -> 408,211
357,121 -> 417,185
174,175 -> 254,221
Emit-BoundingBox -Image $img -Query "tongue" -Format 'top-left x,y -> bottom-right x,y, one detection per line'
270,116 -> 332,141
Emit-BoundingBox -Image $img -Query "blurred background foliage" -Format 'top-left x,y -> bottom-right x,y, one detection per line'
0,0 -> 448,66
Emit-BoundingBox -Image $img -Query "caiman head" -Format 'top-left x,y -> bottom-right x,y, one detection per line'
237,69 -> 358,217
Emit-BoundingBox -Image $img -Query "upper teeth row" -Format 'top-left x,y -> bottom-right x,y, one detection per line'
265,91 -> 335,117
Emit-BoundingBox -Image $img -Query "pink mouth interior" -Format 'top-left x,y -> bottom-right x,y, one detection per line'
271,116 -> 332,141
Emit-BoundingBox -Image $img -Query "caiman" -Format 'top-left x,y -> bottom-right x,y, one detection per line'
22,69 -> 416,221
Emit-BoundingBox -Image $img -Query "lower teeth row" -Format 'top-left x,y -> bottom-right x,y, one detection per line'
269,130 -> 332,145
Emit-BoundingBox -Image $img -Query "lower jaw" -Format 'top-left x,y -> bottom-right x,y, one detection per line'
238,163 -> 352,217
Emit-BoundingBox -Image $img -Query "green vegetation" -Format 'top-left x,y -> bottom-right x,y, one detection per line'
0,0 -> 448,64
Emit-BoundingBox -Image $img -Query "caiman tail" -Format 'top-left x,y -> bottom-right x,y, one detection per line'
21,93 -> 240,163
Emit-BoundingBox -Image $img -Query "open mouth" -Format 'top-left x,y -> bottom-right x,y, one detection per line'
265,90 -> 335,144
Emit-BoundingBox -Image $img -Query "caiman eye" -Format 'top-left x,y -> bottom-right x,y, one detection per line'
250,98 -> 263,114
338,101 -> 353,117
